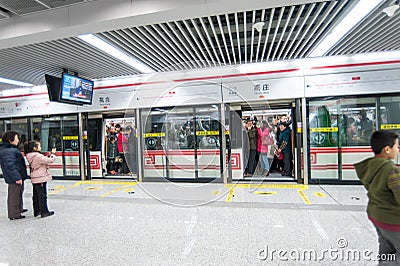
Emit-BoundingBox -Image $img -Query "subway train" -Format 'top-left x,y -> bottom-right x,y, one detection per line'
0,51 -> 399,184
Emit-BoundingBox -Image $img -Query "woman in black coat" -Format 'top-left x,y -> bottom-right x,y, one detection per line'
0,131 -> 28,220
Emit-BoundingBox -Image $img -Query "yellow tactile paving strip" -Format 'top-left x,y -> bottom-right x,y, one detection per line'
46,181 -> 334,205
225,183 -> 313,204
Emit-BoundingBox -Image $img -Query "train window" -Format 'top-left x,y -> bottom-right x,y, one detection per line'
380,96 -> 400,135
2,118 -> 28,152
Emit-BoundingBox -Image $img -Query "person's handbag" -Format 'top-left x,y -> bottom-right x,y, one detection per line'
115,155 -> 123,163
274,149 -> 283,160
261,132 -> 274,145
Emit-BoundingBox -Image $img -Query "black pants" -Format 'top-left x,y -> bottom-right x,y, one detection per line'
248,149 -> 257,175
33,182 -> 49,215
282,152 -> 293,176
8,182 -> 24,219
270,155 -> 284,172
107,159 -> 119,172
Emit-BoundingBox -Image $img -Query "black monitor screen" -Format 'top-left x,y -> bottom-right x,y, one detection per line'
60,73 -> 94,105
45,74 -> 62,102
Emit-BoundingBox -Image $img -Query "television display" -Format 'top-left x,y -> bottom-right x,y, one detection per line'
45,74 -> 62,102
60,73 -> 94,105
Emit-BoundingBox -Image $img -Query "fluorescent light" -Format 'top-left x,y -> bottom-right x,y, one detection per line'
0,77 -> 33,87
78,34 -> 155,74
309,0 -> 386,57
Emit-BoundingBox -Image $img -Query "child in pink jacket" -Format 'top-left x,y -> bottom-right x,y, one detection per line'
24,141 -> 56,218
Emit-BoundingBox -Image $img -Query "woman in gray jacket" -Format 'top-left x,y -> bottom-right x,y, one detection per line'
25,141 -> 56,218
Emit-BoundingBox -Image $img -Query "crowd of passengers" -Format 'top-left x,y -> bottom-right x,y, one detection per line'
243,115 -> 293,177
105,123 -> 138,176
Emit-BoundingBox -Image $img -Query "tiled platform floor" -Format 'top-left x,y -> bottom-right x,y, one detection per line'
0,179 -> 383,265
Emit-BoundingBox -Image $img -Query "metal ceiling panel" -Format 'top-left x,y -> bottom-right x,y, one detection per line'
328,0 -> 400,56
39,0 -> 87,9
0,0 -> 48,15
0,0 -> 398,92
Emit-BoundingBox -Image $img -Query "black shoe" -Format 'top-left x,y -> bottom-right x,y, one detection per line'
34,212 -> 41,217
41,211 -> 54,218
21,208 -> 28,213
10,215 -> 25,220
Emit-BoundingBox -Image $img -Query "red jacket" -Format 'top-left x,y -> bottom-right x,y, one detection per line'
257,127 -> 270,153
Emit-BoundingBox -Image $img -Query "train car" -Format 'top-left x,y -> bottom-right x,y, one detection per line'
0,51 -> 400,183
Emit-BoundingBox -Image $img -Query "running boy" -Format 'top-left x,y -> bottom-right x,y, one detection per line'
354,130 -> 400,263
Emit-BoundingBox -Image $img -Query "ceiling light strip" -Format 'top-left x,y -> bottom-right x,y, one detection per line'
327,5 -> 382,55
78,33 -> 154,74
66,38 -> 135,75
111,30 -> 159,71
0,77 -> 33,87
309,0 -> 386,57
96,32 -> 145,74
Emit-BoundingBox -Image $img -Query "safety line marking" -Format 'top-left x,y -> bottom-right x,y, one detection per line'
48,182 -> 81,195
313,192 -> 326,198
297,189 -> 312,204
100,185 -> 131,198
85,186 -> 103,191
225,184 -> 308,189
212,190 -> 221,195
226,189 -> 235,202
78,180 -> 138,186
254,191 -> 277,195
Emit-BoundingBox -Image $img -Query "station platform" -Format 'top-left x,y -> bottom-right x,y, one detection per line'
0,179 -> 383,265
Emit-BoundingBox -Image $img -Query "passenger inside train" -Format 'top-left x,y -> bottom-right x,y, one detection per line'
241,111 -> 294,179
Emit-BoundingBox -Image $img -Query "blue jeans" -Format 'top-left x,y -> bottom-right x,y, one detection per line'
260,153 -> 270,173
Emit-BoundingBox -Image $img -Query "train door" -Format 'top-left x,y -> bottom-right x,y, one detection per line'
308,97 -> 376,182
103,115 -> 136,178
32,115 -> 82,178
239,104 -> 297,181
141,105 -> 222,181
